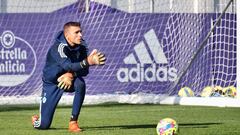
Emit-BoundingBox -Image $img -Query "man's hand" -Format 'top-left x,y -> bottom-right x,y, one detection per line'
57,72 -> 74,90
87,49 -> 106,66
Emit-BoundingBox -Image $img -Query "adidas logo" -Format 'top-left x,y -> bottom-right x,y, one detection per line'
117,29 -> 178,82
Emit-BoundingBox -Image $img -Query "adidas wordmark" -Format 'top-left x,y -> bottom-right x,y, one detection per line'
117,29 -> 177,82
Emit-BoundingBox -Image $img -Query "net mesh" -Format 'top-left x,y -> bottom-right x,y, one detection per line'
0,0 -> 236,104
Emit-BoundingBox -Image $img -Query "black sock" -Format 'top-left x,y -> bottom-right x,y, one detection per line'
70,115 -> 78,121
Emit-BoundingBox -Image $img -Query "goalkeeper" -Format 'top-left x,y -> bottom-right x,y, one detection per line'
31,22 -> 106,132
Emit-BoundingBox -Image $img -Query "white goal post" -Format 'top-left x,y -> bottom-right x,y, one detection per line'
237,0 -> 240,99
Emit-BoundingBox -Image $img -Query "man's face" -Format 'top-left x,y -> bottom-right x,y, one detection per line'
65,26 -> 82,47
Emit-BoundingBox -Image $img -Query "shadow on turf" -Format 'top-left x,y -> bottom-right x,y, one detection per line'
82,124 -> 156,130
83,122 -> 222,131
179,122 -> 222,128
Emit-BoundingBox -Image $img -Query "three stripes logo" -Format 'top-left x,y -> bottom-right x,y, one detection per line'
117,29 -> 177,82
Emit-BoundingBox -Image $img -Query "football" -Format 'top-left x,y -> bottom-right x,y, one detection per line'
178,86 -> 194,97
211,86 -> 224,97
223,86 -> 236,97
156,118 -> 178,135
201,86 -> 213,97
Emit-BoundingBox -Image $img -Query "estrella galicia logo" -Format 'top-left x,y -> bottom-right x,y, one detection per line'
117,29 -> 178,82
0,30 -> 37,86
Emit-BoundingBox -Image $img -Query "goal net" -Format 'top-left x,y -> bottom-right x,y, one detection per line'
0,0 -> 237,105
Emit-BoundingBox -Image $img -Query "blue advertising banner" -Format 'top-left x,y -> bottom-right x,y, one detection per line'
0,1 -> 236,97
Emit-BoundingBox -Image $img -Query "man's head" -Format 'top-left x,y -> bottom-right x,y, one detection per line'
63,22 -> 82,47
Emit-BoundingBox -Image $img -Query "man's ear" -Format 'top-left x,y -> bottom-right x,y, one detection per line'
64,31 -> 70,40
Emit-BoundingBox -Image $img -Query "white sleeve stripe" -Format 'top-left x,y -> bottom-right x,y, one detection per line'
58,43 -> 67,58
58,44 -> 66,58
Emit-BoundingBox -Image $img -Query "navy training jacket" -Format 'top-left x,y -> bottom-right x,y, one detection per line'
42,31 -> 89,83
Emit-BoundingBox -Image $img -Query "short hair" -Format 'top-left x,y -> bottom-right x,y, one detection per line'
63,21 -> 81,31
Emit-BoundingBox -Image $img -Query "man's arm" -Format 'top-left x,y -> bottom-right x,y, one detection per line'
52,44 -> 106,72
54,44 -> 106,90
51,44 -> 88,72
